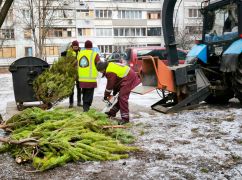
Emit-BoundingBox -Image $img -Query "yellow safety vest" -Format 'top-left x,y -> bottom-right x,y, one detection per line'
77,49 -> 98,82
106,62 -> 130,78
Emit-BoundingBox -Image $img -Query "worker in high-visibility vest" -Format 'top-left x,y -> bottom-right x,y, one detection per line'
96,61 -> 140,124
77,40 -> 100,112
62,40 -> 81,108
61,40 -> 81,108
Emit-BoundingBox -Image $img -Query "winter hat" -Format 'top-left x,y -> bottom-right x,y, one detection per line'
72,40 -> 79,46
96,61 -> 108,71
85,40 -> 93,48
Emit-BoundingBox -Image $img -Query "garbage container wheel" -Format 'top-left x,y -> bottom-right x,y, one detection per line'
17,102 -> 24,111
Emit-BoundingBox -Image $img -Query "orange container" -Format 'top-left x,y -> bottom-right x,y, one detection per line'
140,56 -> 176,92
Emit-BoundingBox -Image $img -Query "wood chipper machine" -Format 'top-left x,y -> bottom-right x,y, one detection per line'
133,0 -> 242,113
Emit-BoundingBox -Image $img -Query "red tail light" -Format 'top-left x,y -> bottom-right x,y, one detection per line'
240,34 -> 242,38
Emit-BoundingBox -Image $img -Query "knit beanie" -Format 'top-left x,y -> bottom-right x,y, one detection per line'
72,40 -> 79,46
85,40 -> 93,48
96,61 -> 108,71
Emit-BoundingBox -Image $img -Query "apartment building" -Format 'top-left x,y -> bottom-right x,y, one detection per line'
0,0 -> 202,65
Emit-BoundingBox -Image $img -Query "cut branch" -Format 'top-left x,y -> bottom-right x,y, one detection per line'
0,137 -> 38,146
0,120 -> 33,130
102,125 -> 127,129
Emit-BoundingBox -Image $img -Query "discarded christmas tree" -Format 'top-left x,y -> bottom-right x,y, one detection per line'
0,108 -> 138,171
33,56 -> 77,108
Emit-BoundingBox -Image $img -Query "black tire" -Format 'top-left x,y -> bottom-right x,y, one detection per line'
205,76 -> 233,104
205,92 -> 232,104
233,55 -> 242,104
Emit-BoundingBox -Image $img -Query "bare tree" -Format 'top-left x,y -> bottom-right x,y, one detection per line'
0,0 -> 14,28
15,0 -> 66,59
175,29 -> 195,50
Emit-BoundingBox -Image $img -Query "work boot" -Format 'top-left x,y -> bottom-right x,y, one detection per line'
83,104 -> 90,112
118,119 -> 129,125
69,103 -> 73,108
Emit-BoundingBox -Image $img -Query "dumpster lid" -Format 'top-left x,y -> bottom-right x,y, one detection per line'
9,57 -> 49,68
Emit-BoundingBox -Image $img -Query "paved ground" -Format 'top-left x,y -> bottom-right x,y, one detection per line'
1,71 -> 242,179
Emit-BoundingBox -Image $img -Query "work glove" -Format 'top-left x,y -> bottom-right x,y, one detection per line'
104,95 -> 112,101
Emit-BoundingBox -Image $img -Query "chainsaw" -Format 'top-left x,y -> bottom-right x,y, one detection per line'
102,94 -> 119,113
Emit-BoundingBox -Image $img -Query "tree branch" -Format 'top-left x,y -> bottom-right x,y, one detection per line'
0,137 -> 39,146
0,0 -> 14,28
102,125 -> 127,129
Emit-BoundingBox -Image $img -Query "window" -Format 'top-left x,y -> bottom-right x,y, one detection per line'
136,28 -> 141,36
147,12 -> 160,19
0,29 -> 14,39
55,29 -> 63,37
98,45 -> 113,54
44,46 -> 59,56
96,28 -> 112,36
77,10 -> 94,18
188,9 -> 202,18
147,27 -> 161,36
22,9 -> 30,19
117,10 -> 142,19
47,28 -> 75,37
25,47 -> 33,56
185,26 -> 202,34
0,47 -> 16,58
125,28 -> 130,36
67,29 -> 72,37
95,10 -> 112,19
78,28 -> 92,36
113,28 -> 146,36
54,9 -> 74,18
24,29 -> 32,39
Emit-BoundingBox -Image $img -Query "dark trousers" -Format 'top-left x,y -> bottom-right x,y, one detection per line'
69,81 -> 81,105
109,86 -> 131,122
82,88 -> 94,112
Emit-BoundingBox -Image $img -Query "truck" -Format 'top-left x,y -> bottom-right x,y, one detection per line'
134,0 -> 242,113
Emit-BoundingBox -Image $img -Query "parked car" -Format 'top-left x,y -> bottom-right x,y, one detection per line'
123,47 -> 187,73
105,52 -> 127,63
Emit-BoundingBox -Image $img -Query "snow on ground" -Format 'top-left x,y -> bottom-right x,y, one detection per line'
0,73 -> 14,116
0,72 -> 242,179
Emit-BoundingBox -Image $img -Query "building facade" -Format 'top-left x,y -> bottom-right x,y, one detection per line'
0,0 -> 202,65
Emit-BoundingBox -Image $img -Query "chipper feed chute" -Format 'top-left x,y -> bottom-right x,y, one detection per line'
132,56 -> 211,113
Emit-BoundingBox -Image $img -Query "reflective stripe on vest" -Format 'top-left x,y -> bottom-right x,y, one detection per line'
77,49 -> 98,82
106,62 -> 130,78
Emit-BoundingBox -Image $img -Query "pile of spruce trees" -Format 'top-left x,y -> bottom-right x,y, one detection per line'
0,107 -> 137,171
